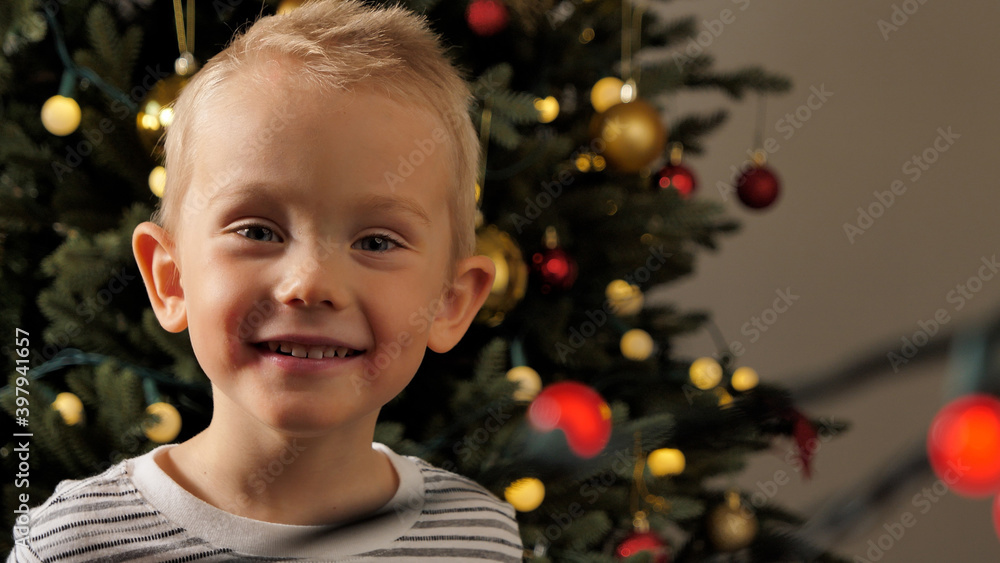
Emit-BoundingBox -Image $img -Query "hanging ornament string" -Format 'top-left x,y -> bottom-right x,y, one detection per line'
172,0 -> 197,74
753,93 -> 767,150
619,0 -> 646,103
630,431 -> 671,520
736,92 -> 781,209
620,0 -> 632,102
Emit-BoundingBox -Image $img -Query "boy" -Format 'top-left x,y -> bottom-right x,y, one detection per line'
8,1 -> 523,561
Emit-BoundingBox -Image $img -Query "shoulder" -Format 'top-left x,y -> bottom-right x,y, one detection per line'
10,461 -> 144,561
407,457 -> 523,547
412,458 -> 516,515
8,450 -> 205,563
26,461 -> 140,525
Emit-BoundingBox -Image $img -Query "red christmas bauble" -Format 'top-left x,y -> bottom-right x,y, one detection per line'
735,165 -> 780,209
528,381 -> 612,458
615,531 -> 670,562
531,247 -> 577,293
927,394 -> 1000,497
655,163 -> 697,197
466,0 -> 508,36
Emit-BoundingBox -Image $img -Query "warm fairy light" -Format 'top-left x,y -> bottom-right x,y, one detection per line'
534,96 -> 559,123
51,392 -> 84,425
506,366 -> 542,401
689,357 -> 723,390
647,448 -> 685,477
148,166 -> 167,198
731,366 -> 759,391
143,402 -> 182,443
41,95 -> 81,136
505,477 -> 545,512
621,329 -> 654,361
590,76 -> 624,113
605,279 -> 643,315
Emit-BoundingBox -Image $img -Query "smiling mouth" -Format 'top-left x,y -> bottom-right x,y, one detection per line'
256,341 -> 365,359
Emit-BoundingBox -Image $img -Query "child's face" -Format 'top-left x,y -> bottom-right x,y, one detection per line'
169,75 -> 459,435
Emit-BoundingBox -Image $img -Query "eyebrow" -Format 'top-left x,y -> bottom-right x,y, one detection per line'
208,183 -> 431,226
358,193 -> 431,226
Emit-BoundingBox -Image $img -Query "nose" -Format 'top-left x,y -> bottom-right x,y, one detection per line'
273,241 -> 351,309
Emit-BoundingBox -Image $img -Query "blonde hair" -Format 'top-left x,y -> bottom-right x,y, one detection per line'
152,0 -> 480,267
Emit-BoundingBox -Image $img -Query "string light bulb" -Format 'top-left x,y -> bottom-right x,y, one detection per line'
148,166 -> 166,197
731,366 -> 759,391
505,477 -> 545,512
689,357 -> 723,390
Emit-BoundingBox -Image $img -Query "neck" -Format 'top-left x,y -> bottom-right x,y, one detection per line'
160,392 -> 398,526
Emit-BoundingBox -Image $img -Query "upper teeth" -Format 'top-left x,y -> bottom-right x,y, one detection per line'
266,341 -> 357,358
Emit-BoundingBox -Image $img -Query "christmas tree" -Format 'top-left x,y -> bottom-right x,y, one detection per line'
1,0 -> 848,560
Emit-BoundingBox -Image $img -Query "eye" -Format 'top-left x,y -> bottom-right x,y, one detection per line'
235,224 -> 280,243
354,232 -> 403,253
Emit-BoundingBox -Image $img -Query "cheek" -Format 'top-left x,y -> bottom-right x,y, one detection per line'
186,279 -> 260,366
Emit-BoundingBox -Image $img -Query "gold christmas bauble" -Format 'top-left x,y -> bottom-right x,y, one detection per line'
605,279 -> 643,316
689,357 -> 723,390
647,448 -> 685,477
51,392 -> 84,426
506,366 -> 542,401
589,98 -> 666,173
136,74 -> 190,160
620,329 -> 654,361
143,402 -> 182,443
277,0 -> 304,14
590,76 -> 625,113
475,225 -> 528,326
504,477 -> 545,512
41,95 -> 81,136
731,366 -> 759,391
707,492 -> 758,552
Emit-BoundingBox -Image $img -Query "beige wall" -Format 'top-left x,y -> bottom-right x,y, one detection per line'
644,0 -> 1000,559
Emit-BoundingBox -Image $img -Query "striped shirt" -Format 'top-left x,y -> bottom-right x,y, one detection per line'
7,443 -> 523,562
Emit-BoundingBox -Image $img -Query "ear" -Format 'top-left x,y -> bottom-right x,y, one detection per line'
427,254 -> 496,353
132,221 -> 188,333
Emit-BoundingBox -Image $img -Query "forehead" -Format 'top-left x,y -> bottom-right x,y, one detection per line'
175,67 -> 456,233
